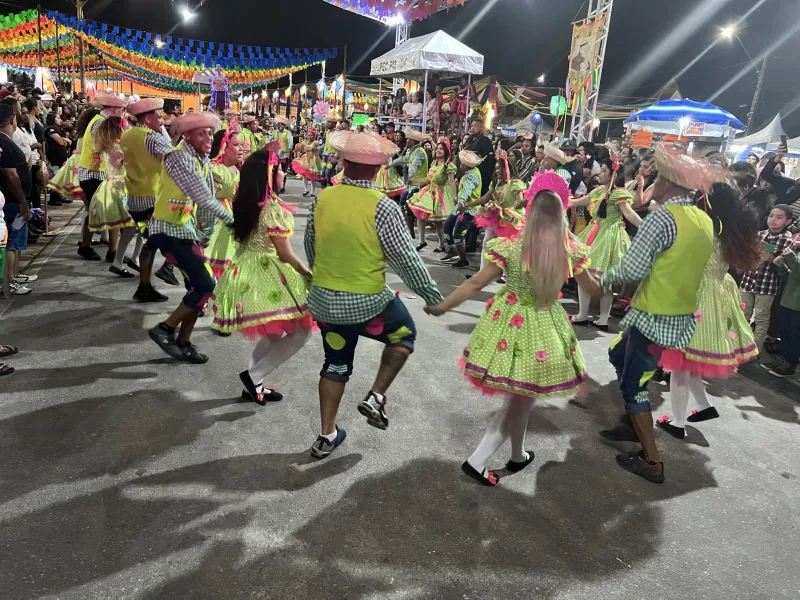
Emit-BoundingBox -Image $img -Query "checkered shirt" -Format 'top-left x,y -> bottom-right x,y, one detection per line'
740,229 -> 794,296
148,141 -> 233,241
601,195 -> 699,349
305,176 -> 443,324
77,111 -> 108,182
126,126 -> 173,214
451,168 -> 481,216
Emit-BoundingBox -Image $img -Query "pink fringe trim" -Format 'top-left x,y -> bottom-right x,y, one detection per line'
457,355 -> 589,398
584,220 -> 600,246
659,347 -> 757,379
292,160 -> 326,181
409,205 -> 432,221
214,314 -> 315,340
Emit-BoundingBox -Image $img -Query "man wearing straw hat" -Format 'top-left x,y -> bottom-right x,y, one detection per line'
304,130 -> 443,459
441,150 -> 483,269
391,128 -> 430,235
146,112 -> 234,364
600,143 -> 720,484
77,91 -> 126,261
271,115 -> 294,193
319,110 -> 340,187
121,96 -> 179,302
539,142 -> 577,188
239,114 -> 262,153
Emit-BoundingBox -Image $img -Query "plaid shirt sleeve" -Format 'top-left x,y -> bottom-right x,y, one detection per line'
602,206 -> 676,287
164,151 -> 233,226
304,197 -> 317,269
408,149 -> 424,176
145,130 -> 173,159
456,170 -> 481,213
376,197 -> 443,305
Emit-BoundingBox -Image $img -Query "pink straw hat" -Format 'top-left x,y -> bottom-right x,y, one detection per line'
93,91 -> 126,108
170,112 -> 221,135
329,131 -> 399,165
127,97 -> 164,116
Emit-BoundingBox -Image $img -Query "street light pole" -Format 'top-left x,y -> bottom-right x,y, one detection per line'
72,0 -> 87,95
746,54 -> 768,134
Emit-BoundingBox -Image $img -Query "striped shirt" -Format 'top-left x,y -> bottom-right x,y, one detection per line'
148,141 -> 233,241
126,126 -> 174,214
601,195 -> 699,349
304,176 -> 443,324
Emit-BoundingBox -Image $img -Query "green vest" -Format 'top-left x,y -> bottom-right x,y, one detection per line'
152,149 -> 211,226
120,127 -> 161,198
79,114 -> 106,172
631,204 -> 714,315
312,185 -> 386,294
408,146 -> 429,181
459,168 -> 483,203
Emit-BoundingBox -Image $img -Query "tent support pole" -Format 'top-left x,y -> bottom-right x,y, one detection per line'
421,69 -> 429,133
377,77 -> 382,121
465,74 -> 472,135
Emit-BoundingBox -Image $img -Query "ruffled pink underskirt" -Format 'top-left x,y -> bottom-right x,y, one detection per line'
240,314 -> 315,340
659,348 -> 755,379
410,205 -> 432,221
292,160 -> 325,181
474,215 -> 521,239
384,187 -> 405,198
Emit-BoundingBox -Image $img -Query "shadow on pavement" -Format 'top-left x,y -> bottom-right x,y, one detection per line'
0,390 -> 255,504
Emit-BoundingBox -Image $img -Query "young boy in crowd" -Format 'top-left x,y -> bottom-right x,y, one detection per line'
762,237 -> 800,377
740,204 -> 794,354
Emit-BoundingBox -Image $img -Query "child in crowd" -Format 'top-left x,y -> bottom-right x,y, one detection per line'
425,173 -> 602,486
739,204 -> 794,353
762,240 -> 800,377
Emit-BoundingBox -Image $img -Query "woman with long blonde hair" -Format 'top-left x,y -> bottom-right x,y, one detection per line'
426,172 -> 602,486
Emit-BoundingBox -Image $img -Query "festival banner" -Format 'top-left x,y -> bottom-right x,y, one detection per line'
566,16 -> 606,111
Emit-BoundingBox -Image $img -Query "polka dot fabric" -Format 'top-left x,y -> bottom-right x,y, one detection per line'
211,200 -> 312,338
460,236 -> 589,399
577,188 -> 633,276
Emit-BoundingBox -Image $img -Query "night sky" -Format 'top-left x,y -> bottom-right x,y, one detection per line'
9,0 -> 800,135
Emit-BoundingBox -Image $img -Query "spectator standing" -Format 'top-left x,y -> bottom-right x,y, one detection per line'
463,116 -> 495,196
43,111 -> 71,206
762,242 -> 800,377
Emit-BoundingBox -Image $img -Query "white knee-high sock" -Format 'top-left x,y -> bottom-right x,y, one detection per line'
418,219 -> 426,245
669,371 -> 691,428
687,373 -> 713,411
505,395 -> 533,462
112,227 -> 137,270
303,177 -> 311,194
575,285 -> 592,321
596,292 -> 614,326
131,233 -> 144,264
467,409 -> 508,471
310,179 -> 316,195
436,224 -> 445,248
248,330 -> 311,385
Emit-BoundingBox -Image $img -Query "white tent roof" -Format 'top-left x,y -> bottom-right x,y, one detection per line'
735,114 -> 786,146
370,30 -> 484,78
191,68 -> 216,85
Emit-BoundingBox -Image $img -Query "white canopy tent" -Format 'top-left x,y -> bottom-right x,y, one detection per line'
370,30 -> 484,133
735,114 -> 787,146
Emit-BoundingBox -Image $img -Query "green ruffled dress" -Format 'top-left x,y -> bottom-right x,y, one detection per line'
211,199 -> 312,338
460,236 -> 591,399
474,178 -> 526,237
206,163 -> 240,278
576,186 -> 633,276
408,162 -> 457,222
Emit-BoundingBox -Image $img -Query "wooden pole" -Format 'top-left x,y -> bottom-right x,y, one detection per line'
77,1 -> 86,97
55,13 -> 62,92
341,44 -> 348,123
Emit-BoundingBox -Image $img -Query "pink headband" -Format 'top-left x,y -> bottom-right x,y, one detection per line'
213,118 -> 240,164
525,171 -> 570,210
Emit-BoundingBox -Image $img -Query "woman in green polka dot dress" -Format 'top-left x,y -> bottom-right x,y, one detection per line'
571,158 -> 641,330
211,150 -> 314,405
425,173 -> 603,486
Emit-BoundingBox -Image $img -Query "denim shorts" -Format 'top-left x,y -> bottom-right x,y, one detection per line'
3,203 -> 28,251
318,296 -> 417,383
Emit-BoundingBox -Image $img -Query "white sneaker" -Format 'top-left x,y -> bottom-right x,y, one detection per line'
14,273 -> 38,283
10,282 -> 32,295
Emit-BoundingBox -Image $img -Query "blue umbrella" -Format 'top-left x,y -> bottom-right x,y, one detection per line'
624,98 -> 745,130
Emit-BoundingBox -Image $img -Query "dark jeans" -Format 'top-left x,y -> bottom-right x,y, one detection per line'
780,307 -> 800,365
318,296 -> 417,383
147,234 -> 215,311
444,212 -> 474,246
608,327 -> 661,415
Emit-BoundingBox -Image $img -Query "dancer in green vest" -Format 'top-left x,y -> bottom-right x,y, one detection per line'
239,115 -> 262,153
121,97 -> 178,303
147,112 -> 234,364
442,150 -> 484,269
304,131 -> 444,459
600,143 -> 723,483
78,91 -> 125,261
391,128 -> 430,237
270,116 -> 294,192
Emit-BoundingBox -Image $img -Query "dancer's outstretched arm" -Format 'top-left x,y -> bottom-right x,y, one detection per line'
425,262 -> 503,316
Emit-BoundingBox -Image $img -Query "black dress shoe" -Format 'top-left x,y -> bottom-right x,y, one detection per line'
686,406 -> 720,423
657,419 -> 685,439
506,451 -> 535,473
109,265 -> 135,278
78,246 -> 101,261
461,461 -> 499,486
589,321 -> 609,332
239,370 -> 283,404
105,250 -> 116,263
123,257 -> 141,272
174,341 -> 208,364
571,319 -> 590,326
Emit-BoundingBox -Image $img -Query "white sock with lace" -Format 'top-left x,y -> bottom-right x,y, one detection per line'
596,292 -> 614,326
575,286 -> 592,322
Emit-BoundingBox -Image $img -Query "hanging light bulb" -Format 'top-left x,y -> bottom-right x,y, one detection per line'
272,91 -> 279,99
300,84 -> 307,95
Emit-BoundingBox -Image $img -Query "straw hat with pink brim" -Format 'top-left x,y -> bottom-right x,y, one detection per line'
170,112 -> 221,135
405,128 -> 431,143
458,150 -> 484,168
274,116 -> 289,126
127,97 -> 164,116
240,115 -> 257,124
93,91 -> 126,109
329,131 -> 399,165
